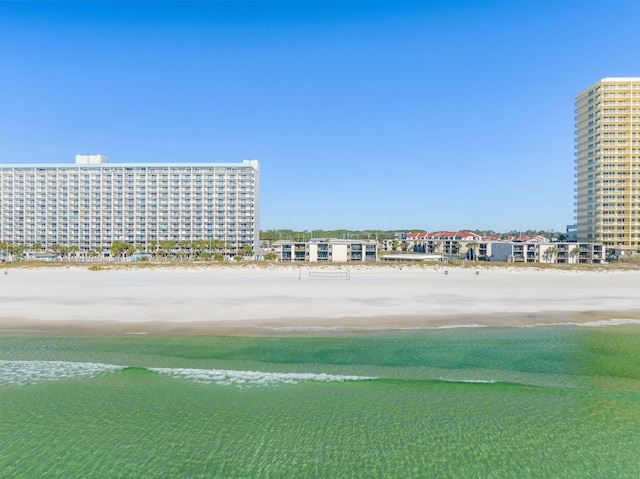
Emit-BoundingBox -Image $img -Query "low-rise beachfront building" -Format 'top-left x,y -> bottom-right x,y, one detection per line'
273,238 -> 377,263
398,231 -> 482,256
395,231 -> 606,264
486,241 -> 605,264
0,155 -> 260,254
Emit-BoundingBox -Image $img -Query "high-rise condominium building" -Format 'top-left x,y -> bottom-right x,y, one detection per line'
575,77 -> 640,251
0,155 -> 260,253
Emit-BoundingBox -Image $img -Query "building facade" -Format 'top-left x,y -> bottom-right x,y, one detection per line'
486,241 -> 604,264
0,155 -> 260,253
575,78 -> 640,251
396,232 -> 605,264
272,239 -> 377,263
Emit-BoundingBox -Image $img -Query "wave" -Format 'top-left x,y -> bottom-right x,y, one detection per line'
0,329 -> 59,333
255,318 -> 640,333
0,360 -> 124,388
253,324 -> 487,333
438,378 -> 496,384
148,367 -> 377,388
522,318 -> 640,328
0,360 -> 376,389
577,318 -> 640,327
0,360 -> 564,391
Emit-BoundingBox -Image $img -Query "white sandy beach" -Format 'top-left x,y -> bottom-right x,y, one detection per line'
1,264 -> 639,333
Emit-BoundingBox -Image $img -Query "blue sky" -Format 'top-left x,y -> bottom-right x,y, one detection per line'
1,1 -> 639,232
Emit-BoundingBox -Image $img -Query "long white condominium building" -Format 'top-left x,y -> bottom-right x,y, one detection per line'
0,155 -> 260,252
575,77 -> 640,251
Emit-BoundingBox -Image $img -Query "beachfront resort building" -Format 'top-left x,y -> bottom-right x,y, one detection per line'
575,77 -> 640,252
0,155 -> 260,253
272,239 -> 377,263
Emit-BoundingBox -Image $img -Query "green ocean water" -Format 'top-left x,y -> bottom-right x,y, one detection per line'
1,323 -> 640,478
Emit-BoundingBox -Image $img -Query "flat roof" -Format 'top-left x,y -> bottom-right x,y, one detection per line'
0,162 -> 257,169
575,77 -> 640,98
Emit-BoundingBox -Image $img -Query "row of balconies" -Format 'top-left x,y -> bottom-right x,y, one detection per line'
1,223 -> 256,230
3,168 -> 254,176
1,179 -> 255,188
2,172 -> 255,180
0,194 -> 256,203
4,181 -> 254,188
0,214 -> 253,225
0,201 -> 256,210
0,194 -> 258,202
1,209 -> 254,217
0,202 -> 254,210
2,224 -> 256,233
1,232 -> 257,241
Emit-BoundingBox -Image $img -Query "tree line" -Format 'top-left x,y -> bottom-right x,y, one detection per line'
0,239 -> 256,262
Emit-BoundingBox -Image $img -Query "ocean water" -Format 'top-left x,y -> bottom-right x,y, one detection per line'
1,321 -> 640,478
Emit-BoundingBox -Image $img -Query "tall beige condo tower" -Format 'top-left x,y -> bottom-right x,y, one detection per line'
575,77 -> 640,251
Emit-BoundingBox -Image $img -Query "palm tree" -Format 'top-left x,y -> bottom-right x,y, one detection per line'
191,239 -> 209,260
239,244 -> 254,259
111,240 -> 134,259
159,240 -> 176,261
178,240 -> 191,260
209,240 -> 230,259
466,242 -> 479,261
147,241 -> 160,261
68,245 -> 80,262
11,244 -> 26,261
570,246 -> 582,264
50,243 -> 61,260
545,246 -> 558,264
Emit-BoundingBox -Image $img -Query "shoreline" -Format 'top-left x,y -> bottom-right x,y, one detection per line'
2,310 -> 640,337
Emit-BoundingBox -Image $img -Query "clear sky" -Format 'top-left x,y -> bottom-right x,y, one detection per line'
1,1 -> 639,232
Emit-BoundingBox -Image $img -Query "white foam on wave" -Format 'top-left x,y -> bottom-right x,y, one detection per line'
148,367 -> 377,388
0,329 -> 58,333
439,378 -> 496,384
434,324 -> 487,329
256,326 -> 358,333
254,324 -> 487,333
521,318 -> 640,328
0,360 -> 124,388
578,318 -> 640,327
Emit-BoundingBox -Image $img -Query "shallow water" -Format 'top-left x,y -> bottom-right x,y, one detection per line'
1,322 -> 640,478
